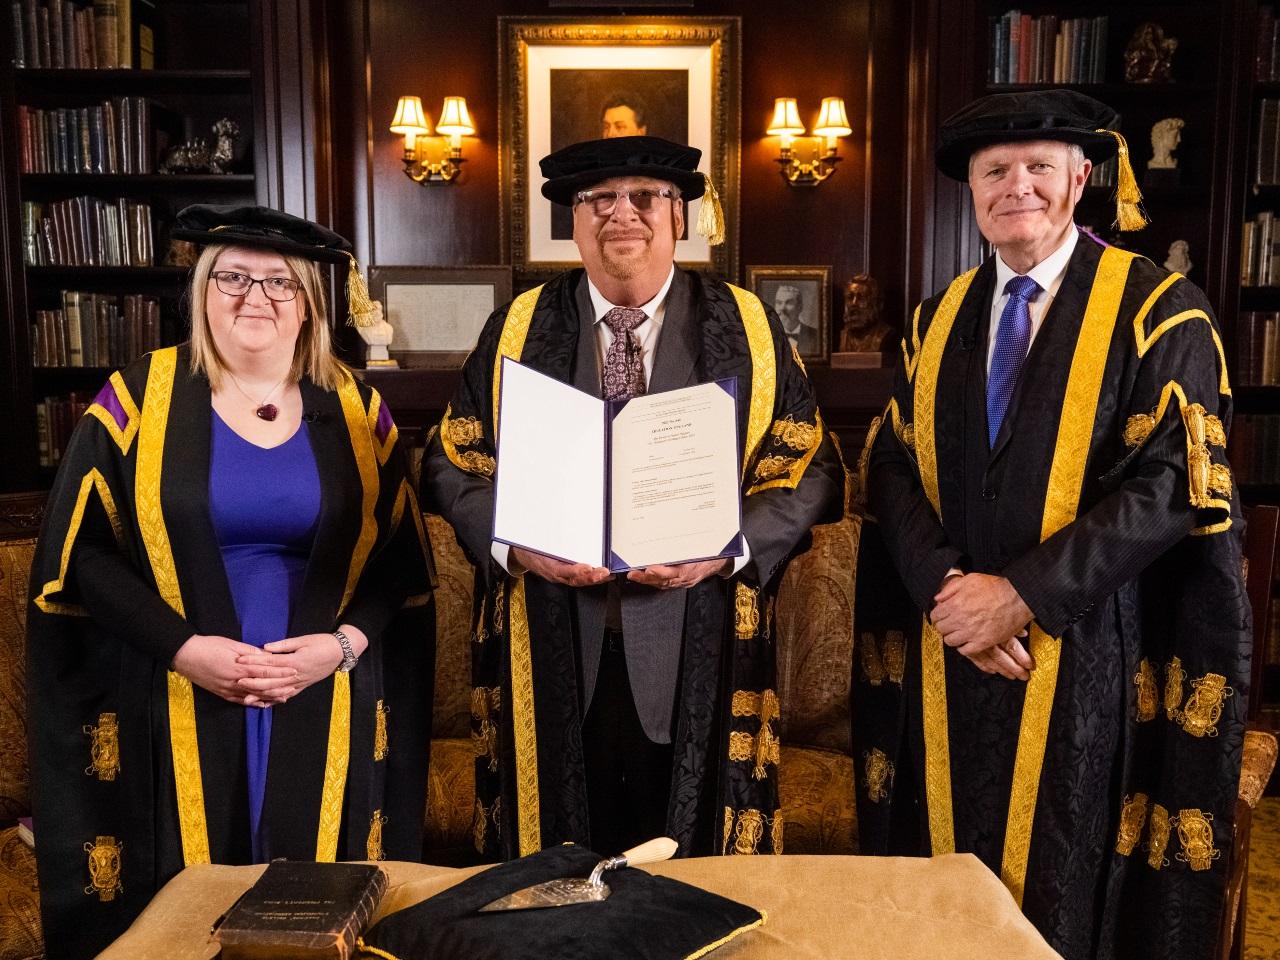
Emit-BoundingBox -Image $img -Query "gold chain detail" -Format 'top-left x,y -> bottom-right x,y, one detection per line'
1179,673 -> 1232,738
1134,659 -> 1158,722
1175,809 -> 1219,871
84,836 -> 122,901
84,712 -> 120,780
1116,793 -> 1149,855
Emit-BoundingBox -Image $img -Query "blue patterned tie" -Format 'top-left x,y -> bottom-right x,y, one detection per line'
986,274 -> 1041,447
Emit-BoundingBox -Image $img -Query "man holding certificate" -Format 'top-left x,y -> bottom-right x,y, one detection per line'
423,136 -> 843,859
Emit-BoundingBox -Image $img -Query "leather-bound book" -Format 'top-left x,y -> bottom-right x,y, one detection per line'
212,861 -> 387,960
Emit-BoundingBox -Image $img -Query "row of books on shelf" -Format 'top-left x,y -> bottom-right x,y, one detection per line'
32,290 -> 160,368
17,98 -> 153,175
1240,312 -> 1280,387
988,11 -> 1108,85
1228,415 -> 1280,485
1256,101 -> 1280,187
36,391 -> 91,467
1240,210 -> 1280,286
22,197 -> 154,267
10,0 -> 151,70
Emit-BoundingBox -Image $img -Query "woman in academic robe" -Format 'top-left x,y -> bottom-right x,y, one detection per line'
25,204 -> 436,960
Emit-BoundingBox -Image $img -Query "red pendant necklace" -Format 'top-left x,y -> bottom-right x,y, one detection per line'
228,372 -> 286,421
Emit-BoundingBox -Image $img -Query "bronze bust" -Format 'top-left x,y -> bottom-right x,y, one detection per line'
839,274 -> 893,353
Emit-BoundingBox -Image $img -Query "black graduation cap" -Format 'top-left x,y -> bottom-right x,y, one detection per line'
171,204 -> 379,325
172,204 -> 352,264
934,90 -> 1146,230
540,136 -> 705,204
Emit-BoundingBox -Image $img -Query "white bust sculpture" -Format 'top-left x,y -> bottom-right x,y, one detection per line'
356,300 -> 397,365
1164,239 -> 1192,275
1149,117 -> 1184,170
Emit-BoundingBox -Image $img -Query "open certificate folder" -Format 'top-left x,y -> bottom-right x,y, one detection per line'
493,357 -> 744,572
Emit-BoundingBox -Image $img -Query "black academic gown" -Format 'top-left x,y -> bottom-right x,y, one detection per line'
423,267 -> 844,861
26,345 -> 436,960
852,235 -> 1249,960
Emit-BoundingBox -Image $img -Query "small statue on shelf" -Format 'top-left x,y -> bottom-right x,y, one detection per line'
1164,240 -> 1192,276
1124,22 -> 1178,83
838,273 -> 892,353
1149,117 -> 1184,170
357,301 -> 398,368
160,118 -> 241,174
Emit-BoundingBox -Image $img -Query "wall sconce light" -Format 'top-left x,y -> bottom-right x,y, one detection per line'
390,94 -> 476,184
767,96 -> 851,186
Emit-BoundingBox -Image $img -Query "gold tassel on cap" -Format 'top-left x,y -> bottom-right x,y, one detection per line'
696,172 -> 726,246
1096,129 -> 1148,232
344,253 -> 379,327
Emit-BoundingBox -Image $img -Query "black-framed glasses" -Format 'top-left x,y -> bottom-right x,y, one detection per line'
573,187 -> 681,217
211,271 -> 301,302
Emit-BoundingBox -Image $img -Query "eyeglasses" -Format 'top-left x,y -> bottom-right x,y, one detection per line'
211,271 -> 301,302
573,187 -> 681,217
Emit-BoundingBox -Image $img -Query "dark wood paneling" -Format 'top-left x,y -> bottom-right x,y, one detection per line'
328,1 -> 911,344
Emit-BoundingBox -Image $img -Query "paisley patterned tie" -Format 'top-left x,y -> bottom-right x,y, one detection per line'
601,306 -> 649,401
986,274 -> 1041,447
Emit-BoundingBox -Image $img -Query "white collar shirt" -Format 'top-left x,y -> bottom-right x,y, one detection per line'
587,264 -> 676,385
987,227 -> 1079,373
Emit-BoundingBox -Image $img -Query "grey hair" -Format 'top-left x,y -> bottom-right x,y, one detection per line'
968,141 -> 1087,176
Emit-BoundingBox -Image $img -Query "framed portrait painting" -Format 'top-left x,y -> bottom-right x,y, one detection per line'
499,17 -> 741,280
746,265 -> 832,364
367,266 -> 513,368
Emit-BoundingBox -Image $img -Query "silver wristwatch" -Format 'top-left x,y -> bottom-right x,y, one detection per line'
332,628 -> 358,672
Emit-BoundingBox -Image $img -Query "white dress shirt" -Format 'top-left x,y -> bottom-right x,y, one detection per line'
493,265 -> 749,575
987,227 -> 1079,373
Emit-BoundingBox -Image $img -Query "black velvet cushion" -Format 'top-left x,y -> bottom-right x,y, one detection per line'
935,89 -> 1119,181
539,136 -> 706,205
358,845 -> 764,960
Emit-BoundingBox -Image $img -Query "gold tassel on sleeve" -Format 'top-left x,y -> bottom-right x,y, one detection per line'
1095,129 -> 1148,232
345,253 -> 379,327
696,173 -> 726,246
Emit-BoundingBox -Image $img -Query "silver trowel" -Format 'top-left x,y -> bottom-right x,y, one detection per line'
477,836 -> 678,912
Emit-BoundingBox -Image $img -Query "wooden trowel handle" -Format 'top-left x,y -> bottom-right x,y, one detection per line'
619,836 -> 678,867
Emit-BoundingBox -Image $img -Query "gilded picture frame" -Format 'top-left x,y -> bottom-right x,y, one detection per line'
746,265 -> 832,364
499,16 -> 741,282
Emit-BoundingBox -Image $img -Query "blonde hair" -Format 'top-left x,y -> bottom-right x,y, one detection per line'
188,243 -> 350,391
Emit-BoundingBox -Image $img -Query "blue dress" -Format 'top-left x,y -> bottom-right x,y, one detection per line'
208,410 -> 320,862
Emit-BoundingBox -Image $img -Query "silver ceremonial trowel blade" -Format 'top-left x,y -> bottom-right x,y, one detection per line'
478,836 -> 678,913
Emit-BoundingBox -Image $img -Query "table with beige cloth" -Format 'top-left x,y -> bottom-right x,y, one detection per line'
100,853 -> 1060,959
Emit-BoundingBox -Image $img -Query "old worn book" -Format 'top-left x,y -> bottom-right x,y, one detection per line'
212,861 -> 387,960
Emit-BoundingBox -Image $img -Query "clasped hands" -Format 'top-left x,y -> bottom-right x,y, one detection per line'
509,547 -> 729,591
171,625 -> 369,708
931,572 -> 1036,681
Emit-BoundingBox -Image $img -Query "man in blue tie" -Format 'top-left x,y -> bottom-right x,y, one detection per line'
853,90 -> 1248,960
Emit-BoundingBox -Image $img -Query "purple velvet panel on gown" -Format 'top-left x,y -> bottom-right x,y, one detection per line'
208,410 -> 319,862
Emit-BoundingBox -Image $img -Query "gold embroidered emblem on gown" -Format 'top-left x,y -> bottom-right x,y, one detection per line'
1204,415 -> 1226,447
1175,809 -> 1219,871
1208,463 -> 1232,497
754,455 -> 797,482
1146,804 -> 1171,869
459,450 -> 496,477
84,836 -> 122,901
730,689 -> 781,778
771,809 -> 784,855
1134,659 -> 1158,722
1180,673 -> 1232,738
472,686 -> 501,771
446,416 -> 484,446
735,584 -> 760,639
1183,404 -> 1213,507
733,809 -> 765,855
864,748 -> 894,803
1116,793 -> 1148,855
860,632 -> 886,686
84,712 -> 120,781
1164,657 -> 1185,721
771,417 -> 818,451
1124,413 -> 1156,447
882,632 -> 906,686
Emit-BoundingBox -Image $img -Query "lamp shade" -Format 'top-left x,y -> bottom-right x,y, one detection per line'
390,95 -> 430,135
813,97 -> 852,137
436,96 -> 475,136
767,98 -> 805,136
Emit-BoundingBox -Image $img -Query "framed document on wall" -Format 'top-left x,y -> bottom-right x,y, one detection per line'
368,266 -> 513,368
